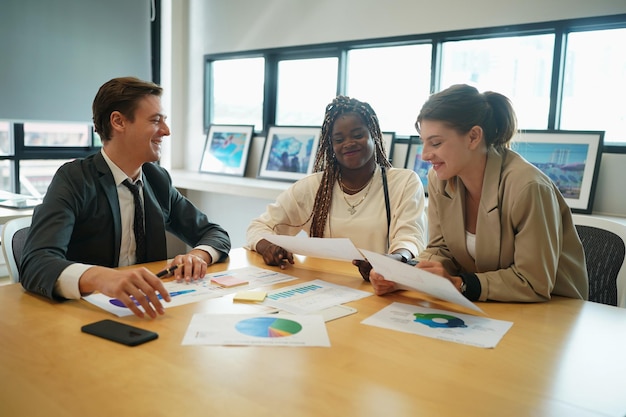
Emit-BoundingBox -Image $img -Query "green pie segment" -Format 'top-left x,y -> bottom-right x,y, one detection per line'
235,317 -> 303,338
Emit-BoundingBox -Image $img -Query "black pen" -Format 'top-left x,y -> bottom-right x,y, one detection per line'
155,263 -> 184,278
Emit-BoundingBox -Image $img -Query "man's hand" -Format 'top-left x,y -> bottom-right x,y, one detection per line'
80,266 -> 171,319
170,250 -> 210,283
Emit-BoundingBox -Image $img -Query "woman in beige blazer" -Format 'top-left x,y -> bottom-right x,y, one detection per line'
370,84 -> 588,302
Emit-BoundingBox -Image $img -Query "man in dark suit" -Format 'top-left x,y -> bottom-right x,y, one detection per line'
21,77 -> 231,318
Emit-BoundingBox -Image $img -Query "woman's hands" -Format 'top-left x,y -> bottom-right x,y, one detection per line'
416,260 -> 464,291
255,239 -> 294,269
369,269 -> 398,295
368,259 -> 464,295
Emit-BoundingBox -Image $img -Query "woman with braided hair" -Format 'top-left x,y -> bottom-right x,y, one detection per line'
370,84 -> 588,302
246,96 -> 426,280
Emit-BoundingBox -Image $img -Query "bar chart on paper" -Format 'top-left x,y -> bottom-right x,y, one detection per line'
262,279 -> 371,314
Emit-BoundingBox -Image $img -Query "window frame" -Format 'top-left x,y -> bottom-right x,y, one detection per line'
0,123 -> 101,194
203,13 -> 626,154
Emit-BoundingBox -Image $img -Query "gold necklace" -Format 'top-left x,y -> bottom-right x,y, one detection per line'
339,173 -> 375,215
339,176 -> 368,193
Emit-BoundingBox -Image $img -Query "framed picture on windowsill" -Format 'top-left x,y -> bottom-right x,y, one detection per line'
405,135 -> 429,196
199,124 -> 255,177
511,130 -> 604,214
258,126 -> 322,182
381,131 -> 396,163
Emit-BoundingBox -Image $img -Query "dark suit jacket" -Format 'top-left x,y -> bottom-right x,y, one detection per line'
20,152 -> 231,299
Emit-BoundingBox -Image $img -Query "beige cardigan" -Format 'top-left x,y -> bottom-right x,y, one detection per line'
419,148 -> 588,302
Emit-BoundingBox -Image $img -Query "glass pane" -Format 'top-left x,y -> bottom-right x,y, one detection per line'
276,57 -> 338,126
0,160 -> 12,192
440,34 -> 555,130
20,159 -> 72,197
211,58 -> 265,131
0,121 -> 11,156
92,129 -> 103,147
561,28 -> 626,143
347,44 -> 432,136
23,122 -> 91,147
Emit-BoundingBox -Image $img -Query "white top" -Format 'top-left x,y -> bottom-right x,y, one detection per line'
465,230 -> 476,260
246,167 -> 427,257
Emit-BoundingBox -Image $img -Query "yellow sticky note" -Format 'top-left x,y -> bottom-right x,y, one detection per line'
233,291 -> 267,302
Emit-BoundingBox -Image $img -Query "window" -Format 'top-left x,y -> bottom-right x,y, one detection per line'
0,121 -> 10,156
346,44 -> 432,136
560,27 -> 626,142
0,160 -> 12,192
20,159 -> 74,197
275,57 -> 338,126
0,123 -> 99,196
209,57 -> 265,131
440,34 -> 555,130
23,122 -> 90,147
203,15 -> 626,148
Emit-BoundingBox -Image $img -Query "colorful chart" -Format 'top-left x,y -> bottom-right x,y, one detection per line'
235,317 -> 303,338
109,289 -> 196,308
413,313 -> 467,328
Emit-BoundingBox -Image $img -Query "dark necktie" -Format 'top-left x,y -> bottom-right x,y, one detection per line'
122,179 -> 146,264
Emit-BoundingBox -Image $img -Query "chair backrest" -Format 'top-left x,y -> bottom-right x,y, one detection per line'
1,216 -> 32,283
572,214 -> 626,308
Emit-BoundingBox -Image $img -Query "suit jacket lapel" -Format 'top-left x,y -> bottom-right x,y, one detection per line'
475,149 -> 503,271
141,175 -> 168,262
95,152 -> 122,266
439,178 -> 475,270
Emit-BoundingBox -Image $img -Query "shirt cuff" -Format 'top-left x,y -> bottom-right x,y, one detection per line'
195,245 -> 220,264
54,263 -> 93,299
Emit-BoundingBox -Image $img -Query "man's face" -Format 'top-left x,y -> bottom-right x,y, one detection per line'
123,95 -> 170,164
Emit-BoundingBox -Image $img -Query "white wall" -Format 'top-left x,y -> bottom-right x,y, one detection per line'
161,0 -> 626,247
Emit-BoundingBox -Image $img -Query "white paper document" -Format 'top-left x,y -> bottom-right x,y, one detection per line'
182,313 -> 331,347
360,249 -> 484,313
362,302 -> 513,348
262,279 -> 371,314
83,266 -> 296,317
262,234 -> 365,262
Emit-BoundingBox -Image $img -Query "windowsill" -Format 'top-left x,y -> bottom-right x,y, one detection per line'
170,169 -> 291,200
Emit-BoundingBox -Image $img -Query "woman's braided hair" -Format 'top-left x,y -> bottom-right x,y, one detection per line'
305,96 -> 392,237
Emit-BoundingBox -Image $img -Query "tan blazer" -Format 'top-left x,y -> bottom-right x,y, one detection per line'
419,148 -> 588,302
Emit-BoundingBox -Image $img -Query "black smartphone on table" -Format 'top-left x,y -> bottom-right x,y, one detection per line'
81,319 -> 158,346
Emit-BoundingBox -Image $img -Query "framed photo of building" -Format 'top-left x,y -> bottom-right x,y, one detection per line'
258,126 -> 322,182
511,130 -> 604,214
199,125 -> 255,177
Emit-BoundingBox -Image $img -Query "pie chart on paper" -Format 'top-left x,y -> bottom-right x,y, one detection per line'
235,317 -> 303,338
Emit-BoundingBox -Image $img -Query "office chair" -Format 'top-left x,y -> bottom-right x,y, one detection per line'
572,214 -> 626,308
1,216 -> 32,283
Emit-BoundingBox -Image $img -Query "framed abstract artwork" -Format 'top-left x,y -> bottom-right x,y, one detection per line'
199,125 -> 255,176
404,135 -> 429,196
258,126 -> 322,182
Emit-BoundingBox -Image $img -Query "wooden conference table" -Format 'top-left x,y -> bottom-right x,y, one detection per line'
1,248 -> 625,417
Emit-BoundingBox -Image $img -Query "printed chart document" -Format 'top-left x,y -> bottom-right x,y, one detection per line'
362,302 -> 513,348
262,279 -> 371,315
182,313 -> 331,347
83,267 -> 296,317
262,235 -> 365,262
360,249 -> 484,314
